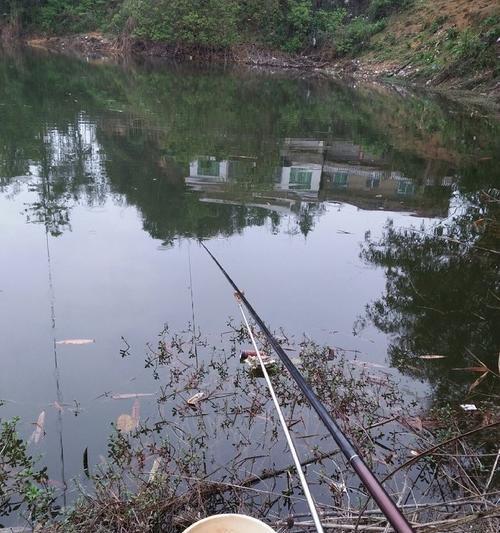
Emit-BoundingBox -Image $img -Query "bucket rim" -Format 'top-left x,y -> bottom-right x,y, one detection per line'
182,513 -> 275,532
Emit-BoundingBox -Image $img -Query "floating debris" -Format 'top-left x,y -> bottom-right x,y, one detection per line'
30,411 -> 46,444
149,458 -> 162,482
53,401 -> 64,412
56,339 -> 95,345
187,392 -> 206,408
116,414 -> 137,433
111,393 -> 155,400
240,350 -> 278,377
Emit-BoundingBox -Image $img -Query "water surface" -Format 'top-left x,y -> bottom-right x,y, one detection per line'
0,49 -> 499,517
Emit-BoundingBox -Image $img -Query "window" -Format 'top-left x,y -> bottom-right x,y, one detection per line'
332,172 -> 348,188
289,168 -> 312,189
397,180 -> 416,195
197,159 -> 220,177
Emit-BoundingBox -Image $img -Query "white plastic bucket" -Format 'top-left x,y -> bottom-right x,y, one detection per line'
182,513 -> 276,533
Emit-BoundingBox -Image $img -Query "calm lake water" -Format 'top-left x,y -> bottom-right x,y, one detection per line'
0,48 -> 499,521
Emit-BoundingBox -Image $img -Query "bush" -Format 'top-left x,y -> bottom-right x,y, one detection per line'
35,0 -> 121,33
280,0 -> 313,53
114,0 -> 239,49
450,29 -> 484,60
335,16 -> 387,55
1,0 -> 417,56
314,7 -> 347,43
237,0 -> 283,44
0,416 -> 55,523
367,0 -> 410,22
446,27 -> 498,72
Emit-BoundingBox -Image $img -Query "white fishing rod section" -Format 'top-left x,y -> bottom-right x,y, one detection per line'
237,300 -> 324,533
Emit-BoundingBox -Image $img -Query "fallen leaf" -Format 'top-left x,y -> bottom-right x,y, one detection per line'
418,355 -> 446,360
111,393 -> 154,400
481,410 -> 496,426
149,457 -> 162,482
329,480 -> 347,492
56,339 -> 95,345
402,416 -> 423,431
116,414 -> 137,432
421,417 -> 444,430
83,447 -> 90,478
473,218 -> 486,230
30,411 -> 46,444
469,371 -> 488,392
187,392 -> 206,407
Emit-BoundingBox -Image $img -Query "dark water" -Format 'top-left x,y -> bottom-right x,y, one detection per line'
0,49 -> 499,519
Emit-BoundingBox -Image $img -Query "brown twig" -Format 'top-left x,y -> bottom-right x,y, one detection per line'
382,420 -> 499,484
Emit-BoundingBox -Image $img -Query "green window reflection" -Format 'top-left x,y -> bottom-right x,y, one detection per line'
197,159 -> 220,177
290,168 -> 312,189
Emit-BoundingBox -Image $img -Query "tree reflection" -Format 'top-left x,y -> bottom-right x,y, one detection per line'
1,49 -> 499,244
358,187 -> 500,402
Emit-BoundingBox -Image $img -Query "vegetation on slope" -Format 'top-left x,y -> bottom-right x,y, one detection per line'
359,0 -> 500,91
1,1 -> 498,92
0,1 -> 418,55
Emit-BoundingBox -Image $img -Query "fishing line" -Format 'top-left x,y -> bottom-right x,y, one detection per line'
45,228 -> 68,505
200,240 -> 414,533
238,301 -> 324,533
187,240 -> 199,367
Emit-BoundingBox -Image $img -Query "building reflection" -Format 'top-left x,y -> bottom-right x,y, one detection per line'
186,138 -> 456,217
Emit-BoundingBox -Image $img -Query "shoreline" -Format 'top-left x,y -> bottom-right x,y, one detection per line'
20,32 -> 500,108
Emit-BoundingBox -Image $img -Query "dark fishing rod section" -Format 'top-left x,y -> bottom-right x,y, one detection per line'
200,241 -> 414,533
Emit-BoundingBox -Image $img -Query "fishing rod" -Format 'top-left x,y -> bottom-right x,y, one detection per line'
200,241 -> 414,533
238,301 -> 324,533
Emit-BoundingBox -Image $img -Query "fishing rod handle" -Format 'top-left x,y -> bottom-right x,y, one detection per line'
282,364 -> 414,533
351,457 -> 414,533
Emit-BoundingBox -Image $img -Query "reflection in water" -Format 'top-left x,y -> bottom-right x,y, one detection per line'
186,137 -> 458,229
0,49 -> 499,516
357,192 -> 500,403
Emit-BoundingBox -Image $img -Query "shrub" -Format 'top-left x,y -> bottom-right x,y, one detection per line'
113,0 -> 239,49
335,16 -> 387,55
451,29 -> 484,60
367,0 -> 410,22
237,0 -> 283,44
281,0 -> 313,52
0,416 -> 55,523
314,7 -> 348,43
35,0 -> 120,33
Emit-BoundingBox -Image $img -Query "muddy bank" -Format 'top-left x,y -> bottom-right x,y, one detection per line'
23,32 -> 500,104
